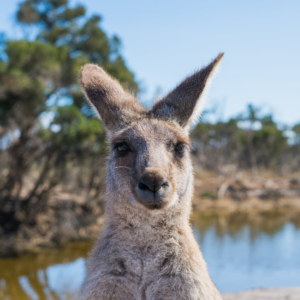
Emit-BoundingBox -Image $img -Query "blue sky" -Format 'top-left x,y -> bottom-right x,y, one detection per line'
1,0 -> 300,125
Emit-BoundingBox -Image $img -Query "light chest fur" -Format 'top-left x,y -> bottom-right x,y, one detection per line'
82,207 -> 221,299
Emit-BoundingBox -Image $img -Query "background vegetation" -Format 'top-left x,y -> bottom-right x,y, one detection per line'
1,0 -> 300,240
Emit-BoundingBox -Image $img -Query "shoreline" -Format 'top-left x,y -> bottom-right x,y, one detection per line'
222,287 -> 300,299
193,197 -> 300,211
1,192 -> 300,257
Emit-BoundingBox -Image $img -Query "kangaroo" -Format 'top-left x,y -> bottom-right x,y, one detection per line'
79,53 -> 224,300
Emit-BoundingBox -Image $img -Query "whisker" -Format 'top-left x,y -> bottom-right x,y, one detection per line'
115,166 -> 131,170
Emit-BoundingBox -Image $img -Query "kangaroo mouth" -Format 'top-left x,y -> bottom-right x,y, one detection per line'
145,203 -> 164,210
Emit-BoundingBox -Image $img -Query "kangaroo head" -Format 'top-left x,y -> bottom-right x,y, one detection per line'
80,54 -> 223,212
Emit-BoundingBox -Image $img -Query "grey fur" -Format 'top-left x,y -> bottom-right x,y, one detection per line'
80,54 -> 224,300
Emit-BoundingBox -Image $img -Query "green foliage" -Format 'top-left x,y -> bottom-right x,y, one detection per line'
199,191 -> 217,200
15,0 -> 138,92
253,122 -> 287,166
0,40 -> 64,122
0,0 -> 138,226
293,123 -> 300,144
48,105 -> 104,147
191,106 -> 295,173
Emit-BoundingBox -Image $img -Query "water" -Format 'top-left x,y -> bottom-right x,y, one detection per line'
191,210 -> 300,292
1,209 -> 300,299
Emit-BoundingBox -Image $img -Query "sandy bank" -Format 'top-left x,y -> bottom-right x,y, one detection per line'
222,287 -> 300,300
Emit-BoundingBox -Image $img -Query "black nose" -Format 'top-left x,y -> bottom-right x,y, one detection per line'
138,172 -> 168,193
136,170 -> 170,209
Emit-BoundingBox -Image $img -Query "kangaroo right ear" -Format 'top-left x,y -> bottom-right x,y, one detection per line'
80,64 -> 146,132
152,53 -> 224,131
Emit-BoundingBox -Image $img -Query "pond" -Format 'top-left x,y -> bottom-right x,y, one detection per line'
1,209 -> 300,300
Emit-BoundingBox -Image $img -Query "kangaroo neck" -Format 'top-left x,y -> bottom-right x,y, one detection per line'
104,194 -> 192,243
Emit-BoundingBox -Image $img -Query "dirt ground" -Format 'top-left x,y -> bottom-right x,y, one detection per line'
222,288 -> 300,300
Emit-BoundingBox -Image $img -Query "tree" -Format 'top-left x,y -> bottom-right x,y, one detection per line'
0,0 -> 138,231
191,119 -> 240,173
237,104 -> 262,176
191,105 -> 289,175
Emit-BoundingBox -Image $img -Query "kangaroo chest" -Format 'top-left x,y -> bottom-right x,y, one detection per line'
99,225 -> 186,282
106,243 -> 177,279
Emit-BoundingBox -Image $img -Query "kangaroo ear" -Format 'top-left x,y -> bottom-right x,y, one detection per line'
152,53 -> 224,131
80,64 -> 146,132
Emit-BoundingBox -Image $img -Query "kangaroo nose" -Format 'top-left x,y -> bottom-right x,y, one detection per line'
136,169 -> 171,209
138,171 -> 168,193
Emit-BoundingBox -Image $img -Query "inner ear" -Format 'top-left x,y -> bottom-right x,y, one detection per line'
152,53 -> 224,130
80,64 -> 147,132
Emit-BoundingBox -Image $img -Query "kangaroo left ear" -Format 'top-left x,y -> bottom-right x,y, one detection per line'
152,53 -> 224,131
80,64 -> 147,133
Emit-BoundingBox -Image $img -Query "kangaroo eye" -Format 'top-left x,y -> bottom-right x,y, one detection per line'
116,143 -> 128,153
175,143 -> 185,153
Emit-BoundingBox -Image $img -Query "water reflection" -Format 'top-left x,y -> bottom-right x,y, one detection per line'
1,209 -> 300,299
192,210 -> 300,292
0,243 -> 90,300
